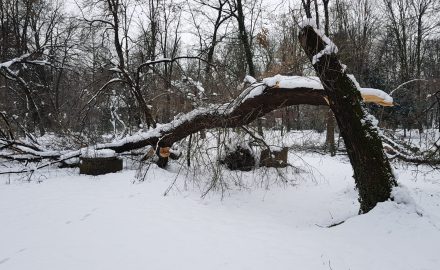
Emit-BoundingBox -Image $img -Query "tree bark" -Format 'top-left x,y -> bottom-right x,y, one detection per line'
299,25 -> 397,213
325,109 -> 336,156
322,0 -> 336,156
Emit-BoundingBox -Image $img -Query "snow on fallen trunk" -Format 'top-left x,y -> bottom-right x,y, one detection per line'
81,149 -> 116,158
249,74 -> 393,106
347,74 -> 393,106
0,79 -> 326,169
262,75 -> 324,90
75,74 -> 392,155
0,74 -> 394,172
360,88 -> 394,106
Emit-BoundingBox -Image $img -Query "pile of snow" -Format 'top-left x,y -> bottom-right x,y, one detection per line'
262,75 -> 323,90
81,149 -> 116,158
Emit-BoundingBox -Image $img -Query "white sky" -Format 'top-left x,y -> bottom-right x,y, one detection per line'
61,0 -> 305,56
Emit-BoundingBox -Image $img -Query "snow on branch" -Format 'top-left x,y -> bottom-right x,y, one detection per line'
244,75 -> 257,84
136,56 -> 213,79
0,51 -> 51,71
0,54 -> 31,69
360,88 -> 394,107
262,75 -> 323,89
389,79 -> 429,96
241,74 -> 393,106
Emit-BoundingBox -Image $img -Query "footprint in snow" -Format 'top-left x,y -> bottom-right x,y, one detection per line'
80,213 -> 91,221
0,258 -> 10,265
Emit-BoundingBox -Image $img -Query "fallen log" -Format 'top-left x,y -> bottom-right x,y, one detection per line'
1,74 -> 398,172
72,77 -> 395,154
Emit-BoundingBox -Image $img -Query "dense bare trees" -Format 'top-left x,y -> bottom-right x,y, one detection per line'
1,0 -> 439,140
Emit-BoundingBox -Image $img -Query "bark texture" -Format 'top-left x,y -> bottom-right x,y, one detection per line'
325,109 -> 336,156
299,25 -> 397,213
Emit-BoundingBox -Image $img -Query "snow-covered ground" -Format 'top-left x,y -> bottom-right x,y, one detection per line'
1,151 -> 439,270
392,128 -> 440,152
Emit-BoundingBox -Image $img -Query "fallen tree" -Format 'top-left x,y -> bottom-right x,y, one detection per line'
2,22 -> 430,213
0,75 -> 397,165
1,66 -> 435,212
0,76 -> 326,164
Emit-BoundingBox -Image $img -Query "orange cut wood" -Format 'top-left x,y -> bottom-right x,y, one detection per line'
159,147 -> 171,158
362,94 -> 394,107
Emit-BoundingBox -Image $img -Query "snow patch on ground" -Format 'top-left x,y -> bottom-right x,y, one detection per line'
1,151 -> 439,270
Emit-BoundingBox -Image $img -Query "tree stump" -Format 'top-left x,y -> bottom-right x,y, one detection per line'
259,147 -> 288,168
80,157 -> 123,175
221,146 -> 255,171
79,149 -> 123,175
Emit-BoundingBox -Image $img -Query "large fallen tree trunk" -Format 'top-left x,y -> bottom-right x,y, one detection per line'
298,22 -> 397,213
3,73 -> 428,174
107,79 -> 327,152
0,78 -> 326,164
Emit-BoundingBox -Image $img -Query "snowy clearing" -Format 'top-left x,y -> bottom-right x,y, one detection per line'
1,152 -> 439,270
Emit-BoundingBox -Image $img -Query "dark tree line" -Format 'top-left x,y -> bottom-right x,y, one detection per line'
1,0 -> 439,139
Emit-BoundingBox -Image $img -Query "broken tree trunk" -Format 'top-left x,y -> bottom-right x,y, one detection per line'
1,74 -> 405,175
107,82 -> 326,153
298,23 -> 397,213
0,81 -> 326,170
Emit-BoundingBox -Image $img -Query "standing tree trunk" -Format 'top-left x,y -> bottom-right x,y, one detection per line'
236,0 -> 255,78
299,25 -> 397,213
325,109 -> 336,156
322,0 -> 336,156
235,0 -> 263,136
